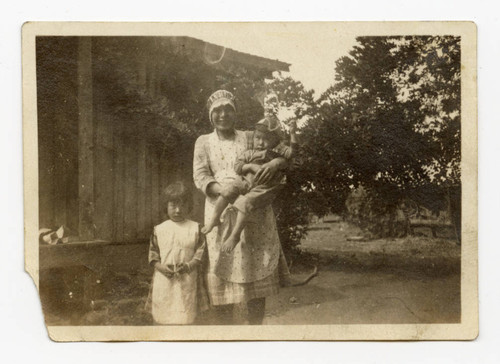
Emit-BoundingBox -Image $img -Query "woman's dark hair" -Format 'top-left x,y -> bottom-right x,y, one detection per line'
162,181 -> 193,212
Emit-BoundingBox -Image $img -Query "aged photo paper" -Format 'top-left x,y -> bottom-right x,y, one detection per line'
22,21 -> 477,341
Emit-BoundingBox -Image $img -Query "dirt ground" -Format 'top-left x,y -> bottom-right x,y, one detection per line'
264,268 -> 460,324
262,218 -> 460,324
41,218 -> 461,326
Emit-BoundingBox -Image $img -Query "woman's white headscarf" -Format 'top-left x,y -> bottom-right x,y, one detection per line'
207,90 -> 236,123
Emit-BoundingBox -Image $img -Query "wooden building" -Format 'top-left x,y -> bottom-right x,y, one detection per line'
37,36 -> 290,244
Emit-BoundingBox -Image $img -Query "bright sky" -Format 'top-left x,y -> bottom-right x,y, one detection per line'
175,24 -> 357,96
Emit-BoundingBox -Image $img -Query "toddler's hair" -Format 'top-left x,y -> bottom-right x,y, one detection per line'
162,181 -> 193,212
255,116 -> 283,149
255,124 -> 281,149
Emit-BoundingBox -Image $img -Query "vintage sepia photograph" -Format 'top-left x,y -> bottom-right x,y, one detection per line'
22,22 -> 477,341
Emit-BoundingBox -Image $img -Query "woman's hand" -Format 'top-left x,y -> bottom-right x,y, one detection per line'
254,159 -> 284,185
206,182 -> 222,198
242,163 -> 261,175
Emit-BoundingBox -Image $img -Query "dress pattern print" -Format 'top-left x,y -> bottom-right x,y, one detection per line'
193,130 -> 281,304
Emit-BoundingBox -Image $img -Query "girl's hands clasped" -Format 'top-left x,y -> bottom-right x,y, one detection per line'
154,262 -> 176,278
155,261 -> 197,278
176,262 -> 192,274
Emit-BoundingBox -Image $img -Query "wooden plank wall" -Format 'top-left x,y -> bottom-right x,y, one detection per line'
93,111 -> 164,242
77,37 -> 95,240
37,37 -> 79,232
39,37 -> 206,243
93,86 -> 114,240
112,125 -> 125,241
91,49 -> 169,241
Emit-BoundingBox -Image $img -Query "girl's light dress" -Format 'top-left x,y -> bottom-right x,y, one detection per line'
148,219 -> 206,325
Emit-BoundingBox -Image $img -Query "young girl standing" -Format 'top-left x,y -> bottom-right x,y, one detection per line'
148,182 -> 206,325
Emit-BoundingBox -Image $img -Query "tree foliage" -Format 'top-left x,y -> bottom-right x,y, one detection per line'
299,36 -> 461,237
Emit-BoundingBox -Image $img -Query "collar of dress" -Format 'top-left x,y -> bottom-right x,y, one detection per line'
209,129 -> 245,144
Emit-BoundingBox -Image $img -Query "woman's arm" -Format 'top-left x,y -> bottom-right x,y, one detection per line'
254,157 -> 288,185
193,135 -> 218,197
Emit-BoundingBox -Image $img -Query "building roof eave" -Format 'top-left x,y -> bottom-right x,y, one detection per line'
173,36 -> 290,73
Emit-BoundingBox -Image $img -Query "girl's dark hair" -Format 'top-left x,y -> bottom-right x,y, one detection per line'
163,181 -> 193,212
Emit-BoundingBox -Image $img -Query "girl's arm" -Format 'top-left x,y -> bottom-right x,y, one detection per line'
193,135 -> 218,197
148,230 -> 174,278
148,229 -> 161,268
149,228 -> 175,277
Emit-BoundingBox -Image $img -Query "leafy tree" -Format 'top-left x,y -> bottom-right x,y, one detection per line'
301,36 -> 461,239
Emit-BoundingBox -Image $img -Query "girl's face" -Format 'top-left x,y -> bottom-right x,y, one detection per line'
167,200 -> 188,222
211,103 -> 236,132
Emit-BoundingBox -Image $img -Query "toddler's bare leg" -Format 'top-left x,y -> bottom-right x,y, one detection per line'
221,211 -> 248,253
202,195 -> 230,234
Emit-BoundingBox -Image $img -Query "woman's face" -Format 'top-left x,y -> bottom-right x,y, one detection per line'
211,103 -> 236,132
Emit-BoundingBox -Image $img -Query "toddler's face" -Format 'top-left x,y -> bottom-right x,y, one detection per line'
167,200 -> 188,222
253,130 -> 274,151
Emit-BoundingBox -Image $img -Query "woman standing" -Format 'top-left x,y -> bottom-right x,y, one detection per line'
193,90 -> 285,324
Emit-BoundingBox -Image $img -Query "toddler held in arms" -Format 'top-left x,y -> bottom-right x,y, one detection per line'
202,117 -> 298,253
